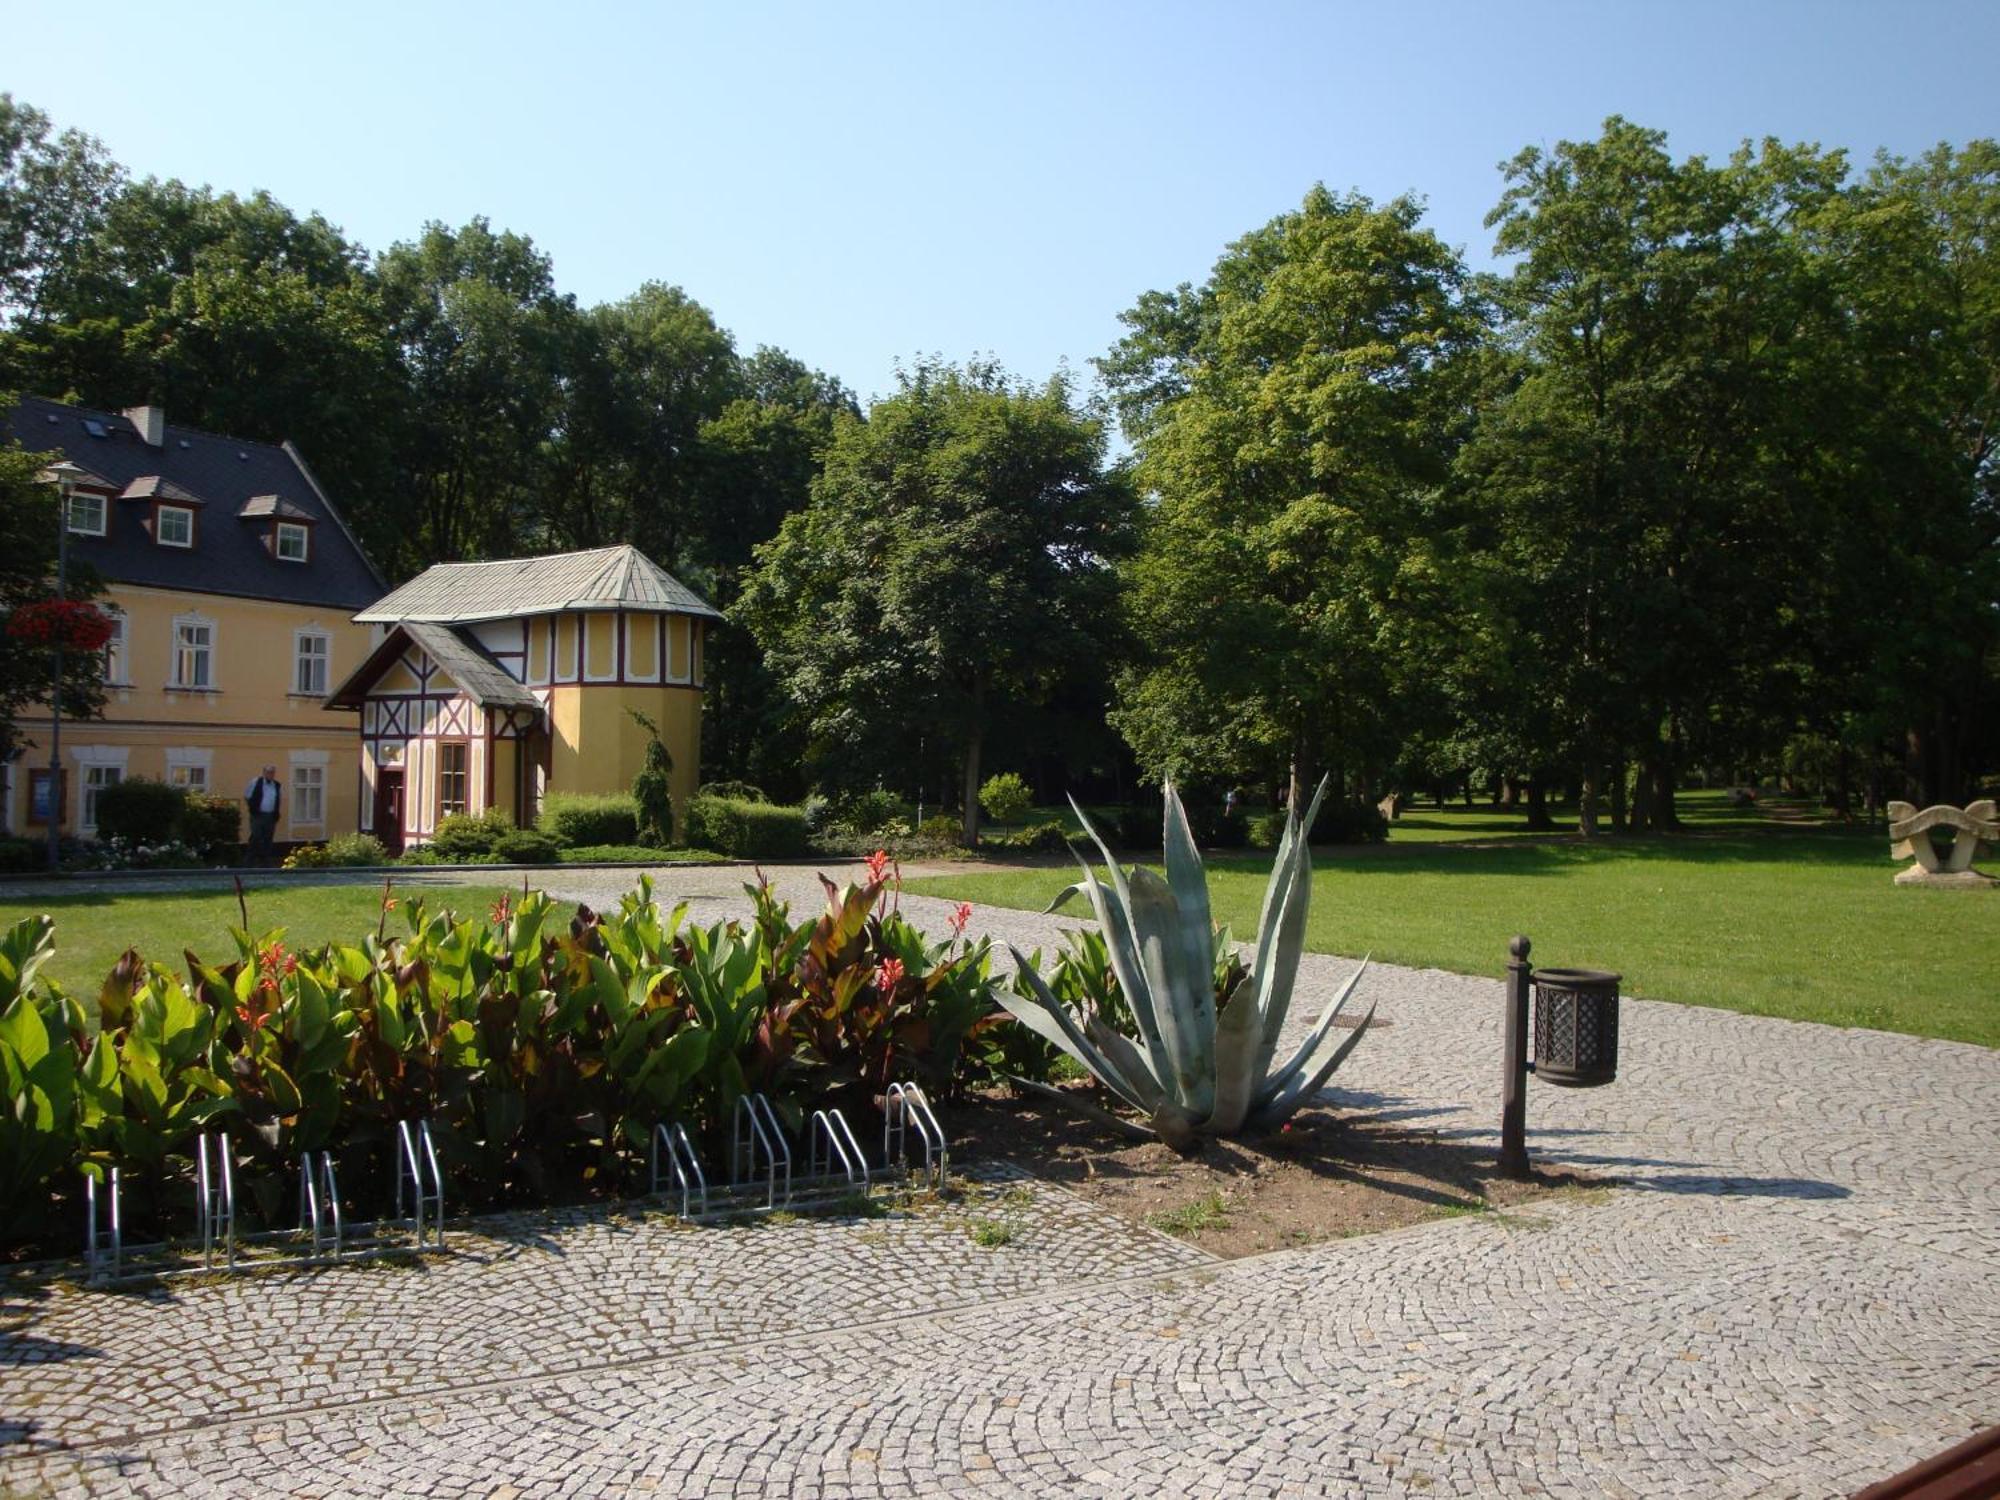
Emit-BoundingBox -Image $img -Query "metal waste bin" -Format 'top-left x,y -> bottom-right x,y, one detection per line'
1530,967 -> 1621,1087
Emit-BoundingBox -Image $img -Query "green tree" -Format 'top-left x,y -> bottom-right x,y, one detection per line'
1100,186 -> 1484,808
0,95 -> 123,333
738,358 -> 1133,843
628,710 -> 675,845
0,442 -> 109,772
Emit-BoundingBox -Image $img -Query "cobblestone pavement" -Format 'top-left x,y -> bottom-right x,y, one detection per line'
2,861 -> 1994,1497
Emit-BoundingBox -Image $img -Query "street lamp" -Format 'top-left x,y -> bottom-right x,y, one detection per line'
40,460 -> 86,873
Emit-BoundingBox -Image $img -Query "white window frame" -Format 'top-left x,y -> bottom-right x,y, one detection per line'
293,627 -> 331,696
65,492 -> 107,536
165,746 -> 213,795
100,606 -> 129,685
289,749 -> 330,834
156,504 -> 195,548
276,521 -> 310,562
171,611 -> 216,690
68,746 -> 130,837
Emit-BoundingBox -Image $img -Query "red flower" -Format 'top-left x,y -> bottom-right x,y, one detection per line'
865,848 -> 891,884
490,894 -> 513,927
876,957 -> 906,994
6,599 -> 115,652
950,902 -> 974,938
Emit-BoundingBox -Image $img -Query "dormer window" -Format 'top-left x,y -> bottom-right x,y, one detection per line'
276,521 -> 310,562
157,505 -> 195,548
64,492 -> 107,536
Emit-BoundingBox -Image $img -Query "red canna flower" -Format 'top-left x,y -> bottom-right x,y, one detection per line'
876,957 -> 905,994
865,848 -> 891,884
950,902 -> 973,938
490,894 -> 512,926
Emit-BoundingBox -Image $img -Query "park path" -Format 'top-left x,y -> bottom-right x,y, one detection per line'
1,860 -> 1994,1497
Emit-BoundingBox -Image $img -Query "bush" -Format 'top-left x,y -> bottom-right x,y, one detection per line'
93,778 -> 186,844
326,832 -> 388,866
429,808 -> 513,860
1183,798 -> 1247,849
492,828 -> 561,864
699,780 -> 769,803
978,772 -> 1034,825
629,710 -> 674,845
282,842 -> 336,869
985,818 -> 1069,854
0,836 -> 41,873
1247,799 -> 1389,846
1247,811 -> 1285,850
684,795 -> 810,858
1114,805 -> 1161,851
180,793 -> 240,856
537,792 -> 640,848
397,846 -> 445,865
560,844 -> 680,862
838,788 -> 904,834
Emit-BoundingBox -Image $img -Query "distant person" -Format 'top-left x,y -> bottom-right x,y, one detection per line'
245,765 -> 282,865
1224,787 -> 1240,819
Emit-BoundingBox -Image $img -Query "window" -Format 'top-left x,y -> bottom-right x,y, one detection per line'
276,522 -> 310,562
292,765 -> 325,826
101,609 -> 127,684
65,492 -> 106,536
437,742 -> 469,818
167,763 -> 208,793
295,631 -> 329,695
173,619 -> 213,688
81,766 -> 122,832
157,505 -> 194,547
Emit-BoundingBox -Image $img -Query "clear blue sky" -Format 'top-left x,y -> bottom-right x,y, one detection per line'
8,1 -> 1997,406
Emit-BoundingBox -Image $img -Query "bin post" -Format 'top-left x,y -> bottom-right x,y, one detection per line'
1500,934 -> 1532,1178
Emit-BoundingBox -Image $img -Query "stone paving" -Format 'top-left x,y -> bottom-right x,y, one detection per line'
1,861 -> 1995,1497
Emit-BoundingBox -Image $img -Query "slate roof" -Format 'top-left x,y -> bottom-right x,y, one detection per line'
325,621 -> 540,712
355,543 -> 720,624
4,395 -> 385,610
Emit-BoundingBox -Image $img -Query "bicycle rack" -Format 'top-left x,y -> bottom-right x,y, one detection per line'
884,1082 -> 948,1188
298,1150 -> 343,1258
649,1121 -> 709,1218
395,1120 -> 445,1250
808,1108 -> 870,1198
730,1093 -> 792,1209
84,1167 -> 122,1284
195,1132 -> 237,1270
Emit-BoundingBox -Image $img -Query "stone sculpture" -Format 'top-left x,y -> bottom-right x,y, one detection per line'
1886,800 -> 1998,887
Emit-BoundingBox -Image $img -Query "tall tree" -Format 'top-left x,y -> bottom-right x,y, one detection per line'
0,95 -> 123,334
738,359 -> 1133,841
1100,186 -> 1484,807
0,442 -> 109,774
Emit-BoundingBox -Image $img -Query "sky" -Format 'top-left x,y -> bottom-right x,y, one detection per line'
6,0 -> 1998,407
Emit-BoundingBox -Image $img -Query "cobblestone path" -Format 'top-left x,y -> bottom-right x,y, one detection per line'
2,862 -> 1994,1497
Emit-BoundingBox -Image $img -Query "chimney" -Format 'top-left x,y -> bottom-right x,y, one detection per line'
124,405 -> 165,447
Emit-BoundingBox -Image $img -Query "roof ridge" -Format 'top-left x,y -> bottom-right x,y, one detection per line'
14,393 -> 301,456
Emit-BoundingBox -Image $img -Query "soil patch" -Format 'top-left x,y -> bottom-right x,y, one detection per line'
951,1086 -> 1607,1259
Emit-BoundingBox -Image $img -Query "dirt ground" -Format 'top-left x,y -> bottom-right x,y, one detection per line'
951,1083 -> 1605,1259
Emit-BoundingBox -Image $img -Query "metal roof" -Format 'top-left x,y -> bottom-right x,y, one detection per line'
325,621 -> 541,712
354,543 -> 721,624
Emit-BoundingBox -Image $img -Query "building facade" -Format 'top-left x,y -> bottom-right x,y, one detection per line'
2,397 -> 383,843
327,546 -> 717,851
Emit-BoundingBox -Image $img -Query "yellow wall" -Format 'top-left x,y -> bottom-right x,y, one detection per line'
548,681 -> 701,818
3,583 -> 368,840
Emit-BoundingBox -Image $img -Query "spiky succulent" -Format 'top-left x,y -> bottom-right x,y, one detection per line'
1000,779 -> 1372,1143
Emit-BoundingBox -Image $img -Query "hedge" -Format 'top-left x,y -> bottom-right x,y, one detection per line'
537,792 -> 640,848
684,795 -> 810,858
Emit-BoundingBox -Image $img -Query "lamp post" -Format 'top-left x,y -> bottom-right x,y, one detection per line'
42,461 -> 85,873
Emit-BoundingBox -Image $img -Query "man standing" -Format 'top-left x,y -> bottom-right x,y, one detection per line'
245,764 -> 282,865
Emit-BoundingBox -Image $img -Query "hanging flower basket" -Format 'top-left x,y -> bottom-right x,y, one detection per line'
6,600 -> 116,653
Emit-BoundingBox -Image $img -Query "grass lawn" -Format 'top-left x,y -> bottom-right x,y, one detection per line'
914,797 -> 2000,1048
0,882 -> 528,995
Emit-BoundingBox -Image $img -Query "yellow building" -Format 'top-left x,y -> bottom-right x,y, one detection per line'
327,546 -> 717,851
2,398 -> 382,843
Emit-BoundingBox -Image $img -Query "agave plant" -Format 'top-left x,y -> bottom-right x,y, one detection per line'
1000,779 -> 1372,1145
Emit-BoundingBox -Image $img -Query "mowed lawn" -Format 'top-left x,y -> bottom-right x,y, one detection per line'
912,815 -> 2000,1048
0,882 -> 525,994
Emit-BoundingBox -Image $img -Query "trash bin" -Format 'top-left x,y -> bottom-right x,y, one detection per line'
1530,967 -> 1621,1088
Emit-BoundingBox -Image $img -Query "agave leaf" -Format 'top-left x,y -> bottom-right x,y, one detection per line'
1055,819 -> 1176,1091
1160,781 -> 1218,1043
1204,974 -> 1263,1133
998,947 -> 1156,1114
1249,775 -> 1332,1085
1083,1015 -> 1165,1110
1250,1003 -> 1376,1129
1257,955 -> 1370,1103
1124,866 -> 1213,1115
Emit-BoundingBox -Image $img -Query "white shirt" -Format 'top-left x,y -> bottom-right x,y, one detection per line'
246,777 -> 281,814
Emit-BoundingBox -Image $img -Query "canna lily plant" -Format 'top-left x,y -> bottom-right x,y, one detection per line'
1000,778 -> 1372,1146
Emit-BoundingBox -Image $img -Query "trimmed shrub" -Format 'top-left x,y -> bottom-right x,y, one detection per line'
492,828 -> 561,864
429,808 -> 513,861
93,778 -> 186,844
698,780 -> 769,803
986,818 -> 1069,854
684,796 -> 810,859
537,792 -> 640,848
978,772 -> 1034,825
397,846 -> 445,865
0,837 -> 40,873
917,814 -> 965,849
179,793 -> 240,856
